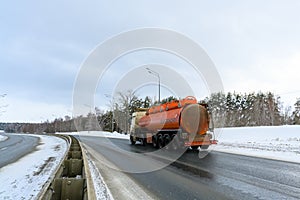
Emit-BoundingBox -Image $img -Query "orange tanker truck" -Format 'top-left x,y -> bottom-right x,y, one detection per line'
129,96 -> 217,150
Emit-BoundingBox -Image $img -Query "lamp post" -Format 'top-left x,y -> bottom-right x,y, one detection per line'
146,68 -> 161,103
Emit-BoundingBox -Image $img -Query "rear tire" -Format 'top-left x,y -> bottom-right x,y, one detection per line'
164,135 -> 171,149
130,135 -> 136,145
171,134 -> 179,150
158,135 -> 164,149
152,136 -> 158,148
140,138 -> 147,146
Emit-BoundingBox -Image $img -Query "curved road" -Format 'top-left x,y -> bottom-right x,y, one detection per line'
79,136 -> 300,200
0,133 -> 39,168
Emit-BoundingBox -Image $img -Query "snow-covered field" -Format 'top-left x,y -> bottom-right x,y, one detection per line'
213,125 -> 300,163
0,134 -> 68,200
69,131 -> 129,139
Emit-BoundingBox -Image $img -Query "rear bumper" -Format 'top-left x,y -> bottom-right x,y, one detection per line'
210,139 -> 218,144
184,139 -> 218,146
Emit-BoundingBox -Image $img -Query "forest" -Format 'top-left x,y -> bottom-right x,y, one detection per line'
2,91 -> 300,133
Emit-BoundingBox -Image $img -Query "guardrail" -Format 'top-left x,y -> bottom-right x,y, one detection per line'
39,135 -> 88,200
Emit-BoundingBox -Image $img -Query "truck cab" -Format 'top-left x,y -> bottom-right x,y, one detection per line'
129,109 -> 147,145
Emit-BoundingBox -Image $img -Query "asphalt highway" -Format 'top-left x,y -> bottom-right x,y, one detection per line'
0,133 -> 39,168
79,136 -> 300,200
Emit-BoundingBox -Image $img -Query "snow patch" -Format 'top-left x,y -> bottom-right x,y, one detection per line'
67,131 -> 129,140
0,134 -> 8,142
0,134 -> 68,199
213,125 -> 300,163
84,149 -> 113,200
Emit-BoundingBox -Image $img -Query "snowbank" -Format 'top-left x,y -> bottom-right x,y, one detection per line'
0,134 -> 8,142
0,134 -> 68,199
84,150 -> 113,200
213,125 -> 300,163
68,131 -> 130,140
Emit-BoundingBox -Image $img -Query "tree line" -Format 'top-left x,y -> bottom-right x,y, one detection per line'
2,91 -> 152,134
2,91 -> 300,133
204,92 -> 296,128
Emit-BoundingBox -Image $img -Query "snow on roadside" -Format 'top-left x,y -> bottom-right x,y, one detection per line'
0,134 -> 68,200
0,134 -> 8,142
84,149 -> 113,200
213,125 -> 300,163
68,131 -> 129,140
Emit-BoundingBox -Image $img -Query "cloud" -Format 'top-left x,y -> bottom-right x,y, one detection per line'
1,0 -> 300,121
220,52 -> 300,106
0,96 -> 71,123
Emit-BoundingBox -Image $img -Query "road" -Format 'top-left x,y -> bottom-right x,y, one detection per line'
79,136 -> 300,200
0,133 -> 39,168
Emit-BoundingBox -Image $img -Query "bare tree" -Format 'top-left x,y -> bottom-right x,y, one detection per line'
283,106 -> 292,125
113,90 -> 142,133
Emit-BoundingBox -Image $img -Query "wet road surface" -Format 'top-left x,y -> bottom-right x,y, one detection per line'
0,133 -> 39,168
79,136 -> 300,200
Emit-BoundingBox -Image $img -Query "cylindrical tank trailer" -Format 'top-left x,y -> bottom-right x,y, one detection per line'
129,96 -> 217,150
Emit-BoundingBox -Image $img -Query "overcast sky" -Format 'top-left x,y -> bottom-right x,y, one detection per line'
1,0 -> 300,122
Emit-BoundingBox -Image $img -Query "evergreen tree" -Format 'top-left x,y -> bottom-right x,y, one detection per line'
292,98 -> 300,124
143,96 -> 152,108
206,91 -> 284,127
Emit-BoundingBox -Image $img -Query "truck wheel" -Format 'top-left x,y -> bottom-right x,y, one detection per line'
152,136 -> 158,148
130,135 -> 136,145
158,135 -> 164,149
171,134 -> 180,150
164,135 -> 171,149
141,138 -> 147,146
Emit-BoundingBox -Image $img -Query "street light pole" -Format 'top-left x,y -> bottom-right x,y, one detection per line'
146,68 -> 160,103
